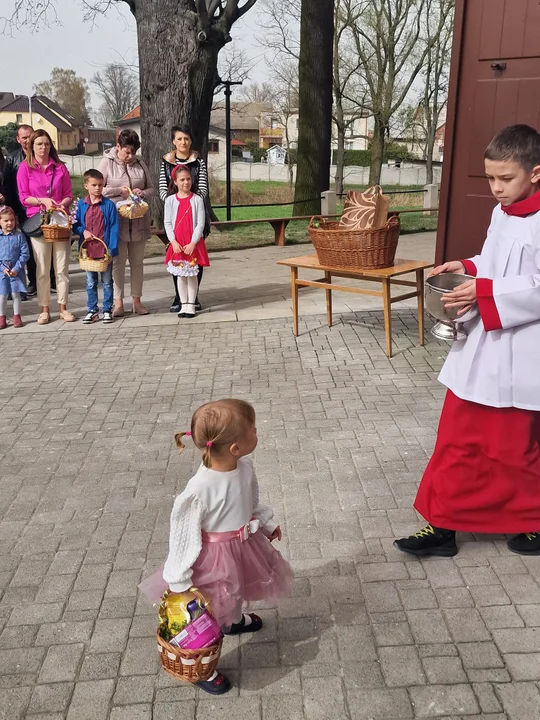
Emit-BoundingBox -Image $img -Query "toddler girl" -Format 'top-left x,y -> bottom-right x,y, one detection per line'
163,166 -> 209,318
0,205 -> 29,329
140,399 -> 293,695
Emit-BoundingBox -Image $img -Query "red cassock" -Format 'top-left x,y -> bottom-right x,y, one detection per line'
414,390 -> 540,533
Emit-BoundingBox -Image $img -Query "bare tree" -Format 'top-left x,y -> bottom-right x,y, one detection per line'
418,0 -> 454,184
239,82 -> 275,104
332,0 -> 368,196
293,0 -> 334,215
92,63 -> 139,127
267,62 -> 298,187
348,0 -> 450,185
260,0 -> 368,196
216,45 -> 255,91
5,0 -> 259,224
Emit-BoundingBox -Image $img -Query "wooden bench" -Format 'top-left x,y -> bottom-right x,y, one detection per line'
152,207 -> 437,247
152,214 -> 340,247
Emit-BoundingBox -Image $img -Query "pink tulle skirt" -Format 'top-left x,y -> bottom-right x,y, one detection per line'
138,529 -> 293,627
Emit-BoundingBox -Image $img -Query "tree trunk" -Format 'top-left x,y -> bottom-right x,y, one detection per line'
334,122 -> 345,197
293,0 -> 334,216
133,1 -> 225,227
369,115 -> 385,186
425,127 -> 437,185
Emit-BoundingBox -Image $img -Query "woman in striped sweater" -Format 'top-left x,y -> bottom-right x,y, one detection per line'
159,125 -> 209,313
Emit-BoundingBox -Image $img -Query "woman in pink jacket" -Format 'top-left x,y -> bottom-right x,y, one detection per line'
17,129 -> 74,325
97,130 -> 154,317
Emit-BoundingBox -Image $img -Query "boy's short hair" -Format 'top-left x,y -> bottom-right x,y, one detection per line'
84,169 -> 104,182
485,124 -> 540,171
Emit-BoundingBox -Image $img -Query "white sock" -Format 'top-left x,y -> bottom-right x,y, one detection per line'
242,613 -> 252,627
0,295 -> 6,315
12,293 -> 21,315
187,275 -> 198,304
178,277 -> 188,305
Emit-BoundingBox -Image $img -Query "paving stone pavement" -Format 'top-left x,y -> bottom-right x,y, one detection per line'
1,270 -> 540,718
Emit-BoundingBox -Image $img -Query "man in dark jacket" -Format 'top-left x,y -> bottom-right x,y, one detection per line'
4,124 -> 38,296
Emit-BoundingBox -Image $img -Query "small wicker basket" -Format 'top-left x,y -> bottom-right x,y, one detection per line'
157,632 -> 222,683
156,589 -> 223,683
41,207 -> 72,242
308,214 -> 400,270
117,189 -> 149,220
79,237 -> 112,273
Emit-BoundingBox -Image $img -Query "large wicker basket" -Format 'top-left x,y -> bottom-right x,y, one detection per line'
308,214 -> 400,269
156,589 -> 223,683
41,207 -> 72,242
79,237 -> 112,273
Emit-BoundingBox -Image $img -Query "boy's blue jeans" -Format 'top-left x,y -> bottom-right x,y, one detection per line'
86,265 -> 113,313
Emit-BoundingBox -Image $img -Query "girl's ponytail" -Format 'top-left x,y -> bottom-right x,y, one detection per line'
174,431 -> 191,453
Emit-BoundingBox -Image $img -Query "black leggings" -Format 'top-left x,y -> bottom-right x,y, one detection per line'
172,266 -> 203,304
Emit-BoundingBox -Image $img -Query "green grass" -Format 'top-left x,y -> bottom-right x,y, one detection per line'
69,176 -> 437,254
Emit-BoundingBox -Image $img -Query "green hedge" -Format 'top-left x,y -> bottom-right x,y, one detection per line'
331,142 -> 415,167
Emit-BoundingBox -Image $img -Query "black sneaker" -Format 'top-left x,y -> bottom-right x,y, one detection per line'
27,284 -> 37,297
102,311 -> 113,324
507,532 -> 540,555
394,524 -> 457,557
21,293 -> 28,301
83,311 -> 99,324
196,672 -> 231,695
223,613 -> 263,635
195,298 -> 202,312
170,298 -> 181,313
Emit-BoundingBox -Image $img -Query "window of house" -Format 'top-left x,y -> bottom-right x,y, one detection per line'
16,113 -> 23,123
209,140 -> 219,153
345,141 -> 354,151
271,117 -> 279,129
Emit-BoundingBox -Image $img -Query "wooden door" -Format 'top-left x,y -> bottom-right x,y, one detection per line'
437,0 -> 540,262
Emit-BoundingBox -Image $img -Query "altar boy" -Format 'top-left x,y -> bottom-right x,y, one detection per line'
395,124 -> 540,556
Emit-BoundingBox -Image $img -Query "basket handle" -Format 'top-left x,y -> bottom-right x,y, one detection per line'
79,235 -> 109,257
309,215 -> 325,228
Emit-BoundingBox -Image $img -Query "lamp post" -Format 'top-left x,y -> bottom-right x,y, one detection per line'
221,80 -> 242,221
28,94 -> 33,126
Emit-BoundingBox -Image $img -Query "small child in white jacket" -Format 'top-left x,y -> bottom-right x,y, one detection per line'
163,166 -> 209,318
139,399 -> 293,695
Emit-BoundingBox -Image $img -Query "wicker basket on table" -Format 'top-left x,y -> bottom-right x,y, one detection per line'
156,590 -> 223,683
308,214 -> 401,270
41,207 -> 72,242
79,237 -> 112,273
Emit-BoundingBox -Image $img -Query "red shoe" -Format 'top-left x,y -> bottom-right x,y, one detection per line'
12,315 -> 23,328
0,316 -> 6,330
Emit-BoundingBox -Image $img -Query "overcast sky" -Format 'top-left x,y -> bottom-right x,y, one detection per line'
3,0 -> 267,114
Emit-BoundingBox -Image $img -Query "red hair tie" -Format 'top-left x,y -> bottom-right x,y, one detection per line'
206,441 -> 213,447
185,431 -> 192,436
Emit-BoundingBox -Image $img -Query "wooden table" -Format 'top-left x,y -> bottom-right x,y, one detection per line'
277,254 -> 433,357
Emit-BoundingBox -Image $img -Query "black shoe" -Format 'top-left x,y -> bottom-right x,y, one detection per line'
507,532 -> 540,555
223,613 -> 263,635
196,672 -> 231,695
394,524 -> 457,557
21,293 -> 28,301
170,298 -> 181,313
177,312 -> 186,318
195,299 -> 202,312
27,284 -> 37,297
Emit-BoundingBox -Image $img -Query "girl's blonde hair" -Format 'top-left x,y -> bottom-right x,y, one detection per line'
0,205 -> 17,226
175,399 -> 256,469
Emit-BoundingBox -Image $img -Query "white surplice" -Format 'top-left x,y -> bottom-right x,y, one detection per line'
439,205 -> 540,410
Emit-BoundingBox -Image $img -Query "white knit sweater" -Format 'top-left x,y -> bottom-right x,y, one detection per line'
163,456 -> 278,593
